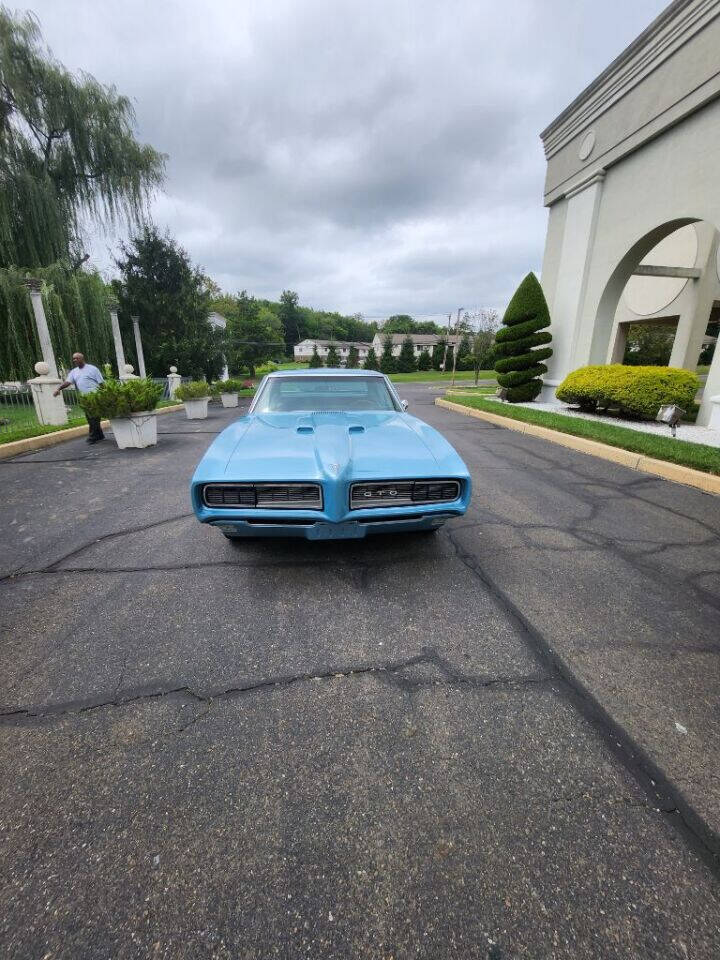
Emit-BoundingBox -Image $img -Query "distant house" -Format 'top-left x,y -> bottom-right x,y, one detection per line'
371,333 -> 463,358
294,339 -> 372,362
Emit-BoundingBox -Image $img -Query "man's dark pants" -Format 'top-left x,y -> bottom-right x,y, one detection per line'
86,414 -> 104,442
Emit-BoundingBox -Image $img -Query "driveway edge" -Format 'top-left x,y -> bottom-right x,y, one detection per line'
0,404 -> 185,460
435,397 -> 720,495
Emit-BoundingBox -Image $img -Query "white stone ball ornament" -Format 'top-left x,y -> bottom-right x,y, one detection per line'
34,361 -> 50,376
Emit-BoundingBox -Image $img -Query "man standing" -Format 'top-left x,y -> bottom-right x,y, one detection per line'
54,352 -> 105,444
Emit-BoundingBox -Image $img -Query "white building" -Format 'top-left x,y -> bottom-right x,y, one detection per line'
538,0 -> 720,427
371,333 -> 464,358
294,339 -> 372,362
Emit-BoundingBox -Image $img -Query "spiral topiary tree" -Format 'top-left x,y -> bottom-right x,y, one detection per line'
494,272 -> 552,402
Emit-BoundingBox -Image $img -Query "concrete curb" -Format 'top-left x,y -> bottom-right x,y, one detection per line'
0,404 -> 184,461
436,397 -> 720,496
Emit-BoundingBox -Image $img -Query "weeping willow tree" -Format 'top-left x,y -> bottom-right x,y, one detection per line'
0,264 -> 114,379
0,8 -> 165,379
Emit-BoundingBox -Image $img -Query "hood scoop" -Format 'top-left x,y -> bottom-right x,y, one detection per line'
296,425 -> 314,435
348,425 -> 365,434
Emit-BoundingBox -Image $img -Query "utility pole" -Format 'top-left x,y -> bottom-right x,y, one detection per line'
451,306 -> 464,387
443,313 -> 452,371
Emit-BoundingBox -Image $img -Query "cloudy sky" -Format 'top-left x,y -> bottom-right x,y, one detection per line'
30,0 -> 666,320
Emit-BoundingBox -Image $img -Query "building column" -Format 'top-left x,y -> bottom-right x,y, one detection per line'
24,278 -> 59,380
608,322 -> 629,364
697,339 -> 720,427
541,170 -> 606,400
669,226 -> 719,370
131,316 -> 147,378
108,299 -> 126,376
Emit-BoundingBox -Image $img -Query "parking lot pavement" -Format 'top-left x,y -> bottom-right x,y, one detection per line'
1,389 -> 720,959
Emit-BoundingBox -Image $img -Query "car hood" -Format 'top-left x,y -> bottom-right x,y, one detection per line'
194,411 -> 466,483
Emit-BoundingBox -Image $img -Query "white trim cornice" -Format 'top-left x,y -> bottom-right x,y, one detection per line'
563,170 -> 606,200
541,0 -> 720,159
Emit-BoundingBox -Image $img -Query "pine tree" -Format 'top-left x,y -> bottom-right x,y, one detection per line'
325,342 -> 341,367
310,344 -> 323,367
346,345 -> 359,368
417,348 -> 432,371
456,334 -> 473,371
396,336 -> 417,372
432,340 -> 446,370
363,347 -> 380,370
444,344 -> 454,372
380,336 -> 396,374
494,273 -> 553,402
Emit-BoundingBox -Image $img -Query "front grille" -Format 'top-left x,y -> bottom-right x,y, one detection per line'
203,483 -> 322,510
350,479 -> 460,509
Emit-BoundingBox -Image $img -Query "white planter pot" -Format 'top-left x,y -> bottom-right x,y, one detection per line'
110,411 -> 158,449
220,392 -> 239,408
184,397 -> 209,419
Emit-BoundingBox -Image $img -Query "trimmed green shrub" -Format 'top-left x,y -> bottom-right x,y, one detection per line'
494,273 -> 552,402
431,340 -> 445,370
175,380 -> 210,401
346,346 -> 360,368
310,345 -> 323,367
556,365 -> 699,420
417,348 -> 432,371
80,378 -> 163,419
210,378 -> 245,395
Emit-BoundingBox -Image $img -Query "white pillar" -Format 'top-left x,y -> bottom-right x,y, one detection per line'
27,361 -> 68,426
668,227 -> 720,370
167,366 -> 181,399
25,279 -> 59,380
542,171 -> 606,396
108,300 -> 126,376
608,322 -> 629,364
131,316 -> 147,379
697,344 -> 720,427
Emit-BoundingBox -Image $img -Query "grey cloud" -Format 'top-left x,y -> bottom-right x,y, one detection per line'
31,0 -> 668,318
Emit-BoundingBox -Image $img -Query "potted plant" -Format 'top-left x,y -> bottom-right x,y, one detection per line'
211,378 -> 243,408
175,380 -> 211,419
80,379 -> 164,449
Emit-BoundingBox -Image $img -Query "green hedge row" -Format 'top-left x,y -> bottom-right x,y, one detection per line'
556,365 -> 699,420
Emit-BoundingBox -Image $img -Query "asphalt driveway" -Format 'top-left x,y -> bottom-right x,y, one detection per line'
1,385 -> 719,959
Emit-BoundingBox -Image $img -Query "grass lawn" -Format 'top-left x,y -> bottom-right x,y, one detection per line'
445,393 -> 720,476
0,417 -> 87,445
390,370 -> 496,383
254,361 -> 306,375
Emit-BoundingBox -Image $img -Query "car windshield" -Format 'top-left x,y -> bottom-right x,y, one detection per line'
253,376 -> 400,413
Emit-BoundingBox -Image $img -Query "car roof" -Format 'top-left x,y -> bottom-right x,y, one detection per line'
265,368 -> 385,378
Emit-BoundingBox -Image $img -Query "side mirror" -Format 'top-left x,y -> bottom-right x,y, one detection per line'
401,399 -> 409,411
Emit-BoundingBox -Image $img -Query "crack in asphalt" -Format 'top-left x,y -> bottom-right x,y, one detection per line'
444,526 -> 720,876
0,512 -> 195,583
0,649 -> 553,726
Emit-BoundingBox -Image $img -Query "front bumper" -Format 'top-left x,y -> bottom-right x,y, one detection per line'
207,510 -> 460,539
192,480 -> 470,539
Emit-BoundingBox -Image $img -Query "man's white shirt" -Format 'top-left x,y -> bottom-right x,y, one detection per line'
67,364 -> 104,394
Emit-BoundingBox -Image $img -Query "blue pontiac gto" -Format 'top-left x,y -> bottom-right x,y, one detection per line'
190,369 -> 471,541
